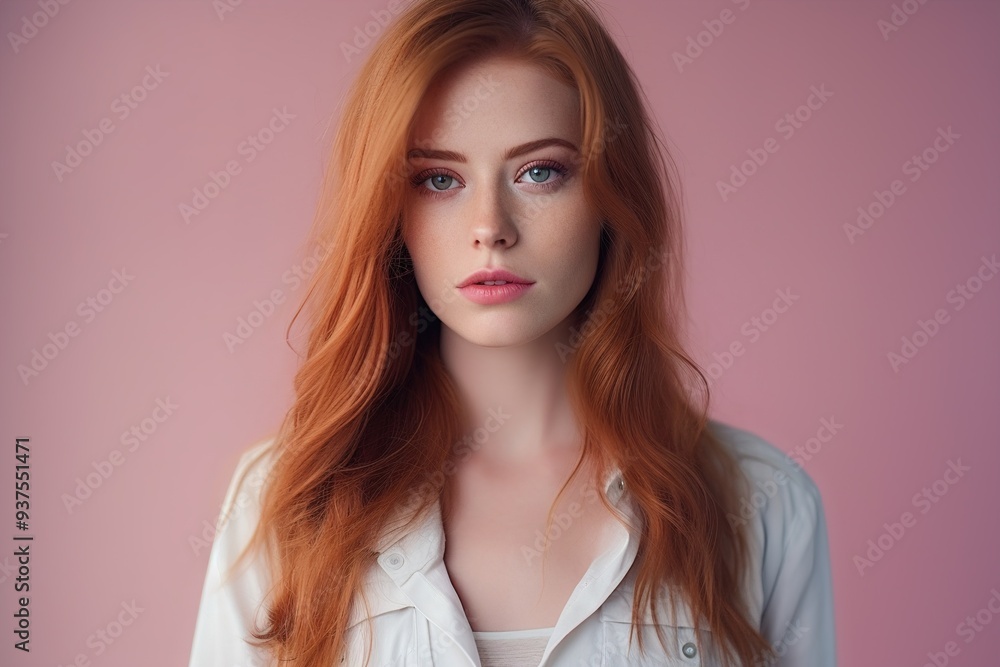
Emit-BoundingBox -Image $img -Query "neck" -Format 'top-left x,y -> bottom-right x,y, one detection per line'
438,310 -> 585,466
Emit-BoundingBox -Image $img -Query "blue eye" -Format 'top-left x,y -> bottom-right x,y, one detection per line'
426,174 -> 457,191
516,160 -> 569,187
409,160 -> 570,199
410,171 -> 461,195
521,166 -> 553,183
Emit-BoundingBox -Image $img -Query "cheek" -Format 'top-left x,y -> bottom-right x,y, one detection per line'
401,210 -> 433,268
541,207 -> 601,272
401,219 -> 446,301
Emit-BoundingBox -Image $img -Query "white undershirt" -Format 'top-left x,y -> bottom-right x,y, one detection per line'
472,626 -> 555,667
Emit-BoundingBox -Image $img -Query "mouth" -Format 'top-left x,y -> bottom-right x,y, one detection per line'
458,268 -> 534,288
458,280 -> 534,305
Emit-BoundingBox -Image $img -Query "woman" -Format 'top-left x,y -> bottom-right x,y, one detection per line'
188,0 -> 836,665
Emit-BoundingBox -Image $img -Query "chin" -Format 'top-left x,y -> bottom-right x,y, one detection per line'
448,319 -> 552,349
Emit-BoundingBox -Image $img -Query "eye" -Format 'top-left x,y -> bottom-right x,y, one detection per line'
410,170 -> 462,196
408,159 -> 570,199
516,160 -> 569,189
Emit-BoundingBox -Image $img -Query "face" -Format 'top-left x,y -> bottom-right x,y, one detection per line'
401,54 -> 603,349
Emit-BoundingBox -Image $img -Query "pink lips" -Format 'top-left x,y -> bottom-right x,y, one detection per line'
458,268 -> 535,305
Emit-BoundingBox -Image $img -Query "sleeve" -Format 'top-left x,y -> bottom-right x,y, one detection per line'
759,484 -> 838,667
188,442 -> 277,667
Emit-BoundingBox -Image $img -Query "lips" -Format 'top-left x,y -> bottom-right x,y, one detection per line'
458,268 -> 534,288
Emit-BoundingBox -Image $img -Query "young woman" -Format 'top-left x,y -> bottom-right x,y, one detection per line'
188,1 -> 836,665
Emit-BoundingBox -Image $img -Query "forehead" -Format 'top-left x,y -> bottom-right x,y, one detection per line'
408,54 -> 581,152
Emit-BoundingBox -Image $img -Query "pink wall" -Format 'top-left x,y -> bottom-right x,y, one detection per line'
1,1 -> 997,665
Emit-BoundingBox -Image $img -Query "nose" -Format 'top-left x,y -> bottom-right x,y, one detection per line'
469,183 -> 517,249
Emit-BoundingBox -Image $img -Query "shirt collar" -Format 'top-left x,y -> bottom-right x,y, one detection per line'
359,464 -> 641,664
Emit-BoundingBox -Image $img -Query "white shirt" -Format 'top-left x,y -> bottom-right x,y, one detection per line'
188,419 -> 837,666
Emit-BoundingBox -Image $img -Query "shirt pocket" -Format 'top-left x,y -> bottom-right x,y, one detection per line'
340,598 -> 428,667
599,593 -> 717,667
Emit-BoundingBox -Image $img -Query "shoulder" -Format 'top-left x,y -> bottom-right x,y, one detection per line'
195,435 -> 283,604
215,435 -> 281,536
226,435 -> 281,496
233,434 -> 281,482
705,419 -> 836,650
706,418 -> 827,541
189,437 -> 282,665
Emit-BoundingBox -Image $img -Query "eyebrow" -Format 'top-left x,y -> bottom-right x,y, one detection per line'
406,137 -> 579,162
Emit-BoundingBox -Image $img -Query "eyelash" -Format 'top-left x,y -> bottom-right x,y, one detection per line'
409,160 -> 570,199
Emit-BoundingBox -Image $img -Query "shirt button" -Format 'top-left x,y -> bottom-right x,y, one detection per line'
682,641 -> 697,658
384,553 -> 404,570
616,478 -> 624,491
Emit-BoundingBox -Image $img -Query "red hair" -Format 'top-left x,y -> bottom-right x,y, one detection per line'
227,1 -> 776,665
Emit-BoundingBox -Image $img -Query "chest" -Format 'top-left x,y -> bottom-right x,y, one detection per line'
440,459 -> 618,632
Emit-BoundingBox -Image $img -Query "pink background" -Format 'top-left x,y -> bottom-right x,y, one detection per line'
1,1 -> 998,665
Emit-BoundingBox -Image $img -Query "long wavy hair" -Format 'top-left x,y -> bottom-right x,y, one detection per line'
225,0 -> 776,665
